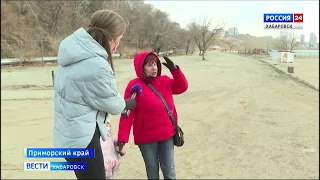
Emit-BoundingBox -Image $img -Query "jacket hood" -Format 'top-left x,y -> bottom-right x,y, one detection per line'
134,52 -> 162,80
57,28 -> 108,66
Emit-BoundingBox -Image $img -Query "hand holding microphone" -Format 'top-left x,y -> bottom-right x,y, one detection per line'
124,98 -> 136,110
121,84 -> 142,117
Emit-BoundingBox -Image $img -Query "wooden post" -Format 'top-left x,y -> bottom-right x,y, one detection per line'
288,66 -> 294,73
51,71 -> 54,86
41,39 -> 44,62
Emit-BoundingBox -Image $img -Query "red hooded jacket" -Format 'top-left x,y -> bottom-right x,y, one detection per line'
117,52 -> 188,144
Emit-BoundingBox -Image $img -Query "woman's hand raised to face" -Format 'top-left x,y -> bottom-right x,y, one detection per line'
162,56 -> 177,70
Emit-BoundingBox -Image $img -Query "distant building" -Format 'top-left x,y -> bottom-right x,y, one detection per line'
309,32 -> 317,48
228,27 -> 239,37
300,34 -> 305,43
279,31 -> 288,38
288,32 -> 294,39
238,34 -> 252,37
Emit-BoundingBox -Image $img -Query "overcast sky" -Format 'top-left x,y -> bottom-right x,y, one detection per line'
145,0 -> 319,42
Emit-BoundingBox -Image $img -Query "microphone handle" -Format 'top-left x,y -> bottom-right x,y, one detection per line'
121,92 -> 137,118
121,109 -> 131,118
131,92 -> 137,99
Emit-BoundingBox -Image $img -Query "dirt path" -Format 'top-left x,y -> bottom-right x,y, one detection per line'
1,52 -> 318,179
252,54 -> 319,89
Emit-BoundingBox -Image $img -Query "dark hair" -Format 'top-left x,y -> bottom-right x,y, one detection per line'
87,10 -> 126,71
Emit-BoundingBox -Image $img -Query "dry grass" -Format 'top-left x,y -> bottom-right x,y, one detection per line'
1,52 -> 318,179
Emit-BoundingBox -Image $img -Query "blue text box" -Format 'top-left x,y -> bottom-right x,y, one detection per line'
25,148 -> 95,158
264,13 -> 293,23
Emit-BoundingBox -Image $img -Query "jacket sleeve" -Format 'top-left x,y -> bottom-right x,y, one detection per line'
117,81 -> 136,143
168,65 -> 188,95
72,65 -> 126,115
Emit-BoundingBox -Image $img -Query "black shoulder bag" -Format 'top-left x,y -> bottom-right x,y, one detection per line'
144,82 -> 185,147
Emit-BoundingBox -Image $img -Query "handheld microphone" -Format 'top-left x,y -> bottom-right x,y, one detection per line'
121,84 -> 142,118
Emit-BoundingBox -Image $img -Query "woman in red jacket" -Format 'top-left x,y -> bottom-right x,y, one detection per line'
116,51 -> 188,179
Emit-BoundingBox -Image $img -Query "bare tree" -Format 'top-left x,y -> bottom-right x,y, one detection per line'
66,1 -> 91,30
166,27 -> 192,55
238,35 -> 256,54
1,0 -> 194,58
221,38 -> 240,52
275,36 -> 288,51
1,2 -> 16,34
13,1 -> 33,15
36,1 -> 65,34
184,37 -> 193,55
190,16 -> 226,60
183,25 -> 197,55
130,4 -> 155,49
275,34 -> 299,51
255,36 -> 276,50
141,10 -> 176,53
289,34 -> 299,51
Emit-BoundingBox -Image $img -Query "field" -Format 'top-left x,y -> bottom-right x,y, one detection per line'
1,52 -> 319,179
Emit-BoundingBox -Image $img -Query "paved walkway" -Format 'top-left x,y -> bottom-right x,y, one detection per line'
242,54 -> 319,91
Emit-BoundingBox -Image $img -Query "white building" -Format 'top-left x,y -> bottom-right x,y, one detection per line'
279,31 -> 288,38
288,32 -> 293,39
228,27 -> 239,37
309,32 -> 317,47
300,34 -> 305,43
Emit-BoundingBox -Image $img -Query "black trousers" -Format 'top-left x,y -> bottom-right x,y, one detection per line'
66,125 -> 106,179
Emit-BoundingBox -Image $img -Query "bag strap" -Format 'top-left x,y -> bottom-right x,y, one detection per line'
143,81 -> 177,126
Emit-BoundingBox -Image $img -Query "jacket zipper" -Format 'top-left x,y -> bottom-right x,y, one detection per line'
96,110 -> 108,123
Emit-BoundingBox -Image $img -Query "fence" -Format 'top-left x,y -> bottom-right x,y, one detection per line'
1,39 -> 60,60
237,49 -> 319,60
1,39 -> 153,60
1,39 -> 186,65
291,51 -> 319,59
0,39 -> 141,63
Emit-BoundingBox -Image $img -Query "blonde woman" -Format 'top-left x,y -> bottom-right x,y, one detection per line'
53,10 -> 136,179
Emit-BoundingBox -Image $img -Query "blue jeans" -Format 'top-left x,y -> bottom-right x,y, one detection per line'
138,137 -> 176,180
